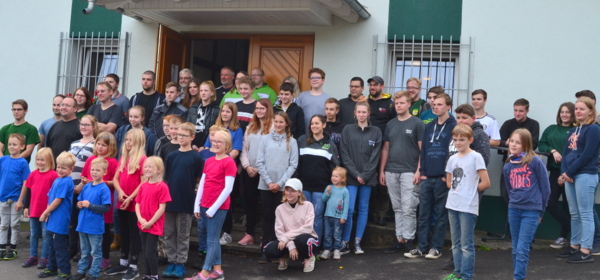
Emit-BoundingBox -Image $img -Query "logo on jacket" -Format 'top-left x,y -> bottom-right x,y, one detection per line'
379,107 -> 387,113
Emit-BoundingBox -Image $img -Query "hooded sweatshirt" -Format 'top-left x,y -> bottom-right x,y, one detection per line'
338,94 -> 359,125
274,102 -> 306,138
340,123 -> 382,186
420,115 -> 457,177
503,156 -> 550,212
296,133 -> 339,192
471,121 -> 490,166
255,132 -> 299,191
561,123 -> 600,177
368,93 -> 396,135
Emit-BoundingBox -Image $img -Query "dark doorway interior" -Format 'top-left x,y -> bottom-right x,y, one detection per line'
190,39 -> 249,87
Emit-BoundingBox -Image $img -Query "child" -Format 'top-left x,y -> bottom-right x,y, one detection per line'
235,76 -> 257,132
162,122 -> 204,278
503,129 -> 550,280
116,105 -> 157,157
157,115 -> 184,164
188,130 -> 237,280
273,82 -> 305,138
296,68 -> 330,133
135,156 -> 172,280
444,124 -> 490,280
153,115 -> 174,158
0,133 -> 30,260
18,148 -> 57,268
38,152 -> 76,279
320,167 -> 349,260
105,129 -> 147,280
80,132 -> 119,271
70,158 -> 112,280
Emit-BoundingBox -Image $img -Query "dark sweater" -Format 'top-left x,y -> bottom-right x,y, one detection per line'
538,124 -> 572,169
339,124 -> 382,186
148,101 -> 188,139
503,156 -> 550,212
296,133 -> 339,192
368,93 -> 396,135
471,121 -> 490,166
338,95 -> 359,126
499,117 -> 540,161
274,103 -> 306,138
420,115 -> 457,177
561,123 -> 600,177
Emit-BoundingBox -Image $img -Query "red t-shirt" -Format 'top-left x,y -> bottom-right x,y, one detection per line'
201,156 -> 237,210
135,181 -> 172,236
26,169 -> 58,218
81,155 -> 119,223
118,156 -> 147,212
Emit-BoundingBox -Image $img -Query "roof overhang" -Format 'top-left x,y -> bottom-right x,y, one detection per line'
93,0 -> 370,26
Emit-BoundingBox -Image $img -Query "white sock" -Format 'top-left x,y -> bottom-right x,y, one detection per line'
130,264 -> 138,270
120,259 -> 128,266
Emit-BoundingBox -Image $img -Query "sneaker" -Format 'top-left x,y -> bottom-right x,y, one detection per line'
442,258 -> 455,270
55,273 -> 71,280
185,272 -> 206,280
100,258 -> 112,271
567,250 -> 594,263
278,256 -> 288,271
71,252 -> 81,262
333,249 -> 341,260
68,273 -> 86,280
303,255 -> 315,273
258,253 -> 270,264
354,238 -> 364,255
219,232 -> 232,245
162,263 -> 176,278
4,249 -> 17,260
339,241 -> 351,255
384,240 -> 406,254
171,263 -> 186,278
591,246 -> 600,256
425,249 -> 442,260
209,270 -> 224,280
85,276 -> 99,280
192,251 -> 207,269
38,258 -> 49,269
550,237 -> 567,249
557,247 -> 579,258
404,248 -> 424,258
444,273 -> 461,280
105,265 -> 129,275
38,270 -> 58,278
122,267 -> 140,280
319,249 -> 332,260
0,250 -> 5,259
237,233 -> 254,246
22,256 -> 38,267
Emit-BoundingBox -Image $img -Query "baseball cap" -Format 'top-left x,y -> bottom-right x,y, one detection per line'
284,178 -> 303,192
367,76 -> 384,85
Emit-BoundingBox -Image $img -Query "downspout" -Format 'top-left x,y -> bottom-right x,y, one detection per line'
82,0 -> 96,15
344,0 -> 371,19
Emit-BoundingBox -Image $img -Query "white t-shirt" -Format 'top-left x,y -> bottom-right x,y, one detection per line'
445,151 -> 486,215
477,113 -> 501,140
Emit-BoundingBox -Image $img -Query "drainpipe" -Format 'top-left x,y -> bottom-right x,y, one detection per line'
345,0 -> 370,19
82,0 -> 96,15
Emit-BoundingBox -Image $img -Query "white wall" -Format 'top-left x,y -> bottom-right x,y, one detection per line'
120,17 -> 159,97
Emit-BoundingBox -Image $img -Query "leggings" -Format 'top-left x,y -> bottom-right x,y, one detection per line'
140,232 -> 159,276
263,233 -> 319,260
241,170 -> 260,235
118,210 -> 141,265
259,190 -> 281,246
102,223 -> 113,259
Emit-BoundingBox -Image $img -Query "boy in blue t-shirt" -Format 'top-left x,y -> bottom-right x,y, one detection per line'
320,167 -> 349,260
0,133 -> 30,260
39,152 -> 76,279
71,158 -> 112,280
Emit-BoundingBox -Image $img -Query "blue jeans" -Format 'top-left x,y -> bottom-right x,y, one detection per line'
200,207 -> 227,272
508,208 -> 541,280
323,216 -> 342,250
197,215 -> 207,252
302,191 -> 324,242
448,210 -> 477,280
417,177 -> 448,252
29,217 -> 49,258
565,173 -> 598,249
342,185 -> 372,241
78,233 -> 102,278
46,230 -> 70,275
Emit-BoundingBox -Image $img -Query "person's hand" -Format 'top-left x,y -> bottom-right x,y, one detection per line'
562,173 -> 574,183
81,176 -> 90,184
278,241 -> 286,250
558,176 -> 565,186
379,172 -> 386,186
40,211 -> 49,222
192,145 -> 200,152
15,201 -> 23,211
269,183 -> 280,193
552,151 -> 562,163
120,198 -> 131,210
139,218 -> 148,226
23,208 -> 29,218
246,166 -> 258,178
326,186 -> 331,195
118,192 -> 128,202
289,248 -> 299,260
78,200 -> 91,209
413,171 -> 421,184
357,176 -> 365,185
442,177 -> 447,182
420,175 -> 427,180
194,212 -> 201,219
340,218 -> 346,224
538,217 -> 542,224
206,212 -> 213,218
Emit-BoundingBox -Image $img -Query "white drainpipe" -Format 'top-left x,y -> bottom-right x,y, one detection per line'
82,0 -> 96,15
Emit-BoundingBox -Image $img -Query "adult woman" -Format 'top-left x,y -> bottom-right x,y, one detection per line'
181,78 -> 202,109
263,178 -> 318,273
186,81 -> 220,151
296,114 -> 339,244
282,75 -> 301,99
538,102 -> 575,249
73,87 -> 93,119
339,101 -> 382,254
255,111 -> 298,263
559,97 -> 600,263
238,99 -> 274,248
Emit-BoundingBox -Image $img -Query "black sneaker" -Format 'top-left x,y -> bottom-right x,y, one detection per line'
104,265 -> 129,275
38,269 -> 58,278
384,241 -> 406,254
557,247 -> 579,258
404,248 -> 424,258
55,273 -> 71,280
442,258 -> 455,270
567,250 -> 594,264
68,272 -> 87,280
4,249 -> 16,260
0,250 -> 5,259
258,253 -> 270,264
71,253 -> 81,262
339,242 -> 351,255
122,267 -> 140,280
85,276 -> 98,280
192,251 -> 207,269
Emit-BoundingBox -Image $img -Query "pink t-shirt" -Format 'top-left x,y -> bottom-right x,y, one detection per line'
135,181 -> 172,236
118,156 -> 147,212
81,155 -> 119,223
26,169 -> 58,218
201,156 -> 237,210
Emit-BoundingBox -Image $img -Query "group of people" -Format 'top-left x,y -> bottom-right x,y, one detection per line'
0,64 -> 599,280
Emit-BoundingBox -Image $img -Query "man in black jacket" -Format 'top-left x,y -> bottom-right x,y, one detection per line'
130,71 -> 165,126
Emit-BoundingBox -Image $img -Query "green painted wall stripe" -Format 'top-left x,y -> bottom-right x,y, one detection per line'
388,0 -> 462,42
70,0 -> 121,37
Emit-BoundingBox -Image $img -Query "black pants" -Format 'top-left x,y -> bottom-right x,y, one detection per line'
260,190 -> 281,246
69,198 -> 80,258
222,175 -> 241,234
263,233 -> 318,260
241,169 -> 260,235
547,167 -> 571,238
140,232 -> 159,276
102,223 -> 113,259
118,210 -> 141,265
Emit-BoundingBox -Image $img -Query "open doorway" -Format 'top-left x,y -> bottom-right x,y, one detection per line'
190,39 -> 249,85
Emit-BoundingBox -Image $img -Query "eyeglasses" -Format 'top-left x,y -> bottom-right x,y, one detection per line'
79,123 -> 92,127
11,108 -> 24,112
255,107 -> 267,111
309,77 -> 322,80
177,133 -> 191,138
180,77 -> 191,80
349,85 -> 362,89
407,87 -> 421,90
74,93 -> 86,97
60,104 -> 74,108
162,124 -> 170,128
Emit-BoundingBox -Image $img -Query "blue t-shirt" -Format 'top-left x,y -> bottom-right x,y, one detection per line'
47,177 -> 74,235
0,156 -> 30,202
39,117 -> 57,146
77,182 -> 112,235
203,127 -> 243,152
165,150 -> 204,214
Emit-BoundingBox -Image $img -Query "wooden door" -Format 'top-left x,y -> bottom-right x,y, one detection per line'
249,35 -> 314,93
156,25 -> 190,93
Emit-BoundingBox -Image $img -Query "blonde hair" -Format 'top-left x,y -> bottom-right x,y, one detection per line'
216,102 -> 240,131
91,157 -> 108,171
179,122 -> 195,138
575,97 -> 599,126
36,147 -> 55,171
56,151 -> 76,168
393,90 -> 410,101
506,128 -> 538,165
94,132 -> 118,158
212,130 -> 233,154
209,125 -> 227,133
119,129 -> 146,174
8,133 -> 25,146
281,187 -> 306,204
333,166 -> 347,186
144,156 -> 165,182
81,114 -> 99,139
451,124 -> 474,139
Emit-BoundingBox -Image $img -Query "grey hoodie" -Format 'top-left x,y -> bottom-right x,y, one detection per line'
340,123 -> 382,186
255,131 -> 299,191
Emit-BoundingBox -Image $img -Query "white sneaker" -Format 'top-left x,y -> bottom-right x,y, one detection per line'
219,232 -> 232,245
550,237 -> 567,249
425,249 -> 442,259
333,249 -> 341,260
303,255 -> 315,272
319,249 -> 332,260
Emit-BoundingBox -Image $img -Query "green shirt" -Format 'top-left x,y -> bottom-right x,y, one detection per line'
409,99 -> 428,117
253,84 -> 278,105
538,124 -> 573,169
76,109 -> 88,120
219,89 -> 261,108
0,122 -> 41,162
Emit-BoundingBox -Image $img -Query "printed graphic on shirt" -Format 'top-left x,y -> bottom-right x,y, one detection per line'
336,199 -> 344,216
330,133 -> 342,145
451,167 -> 464,190
567,132 -> 578,150
195,107 -> 207,133
448,140 -> 458,158
509,164 -> 532,189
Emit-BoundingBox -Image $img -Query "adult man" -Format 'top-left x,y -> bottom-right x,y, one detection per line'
471,89 -> 501,146
46,97 -> 83,159
250,67 -> 277,105
407,78 -> 431,117
215,66 -> 235,106
178,68 -> 193,102
38,95 -> 65,149
149,82 -> 188,139
296,68 -> 330,133
0,99 -> 40,162
338,77 -> 366,125
130,71 -> 165,127
87,81 -> 125,133
103,73 -> 131,116
324,98 -> 346,150
380,91 -> 424,254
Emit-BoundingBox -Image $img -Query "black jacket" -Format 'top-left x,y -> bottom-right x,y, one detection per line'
296,133 -> 339,192
340,123 -> 382,186
274,103 -> 306,138
186,102 -> 220,147
148,101 -> 188,139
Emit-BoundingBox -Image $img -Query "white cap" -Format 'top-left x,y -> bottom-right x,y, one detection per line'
284,178 -> 303,192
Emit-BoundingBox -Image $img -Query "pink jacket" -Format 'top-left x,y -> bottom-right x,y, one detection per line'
274,201 -> 318,251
